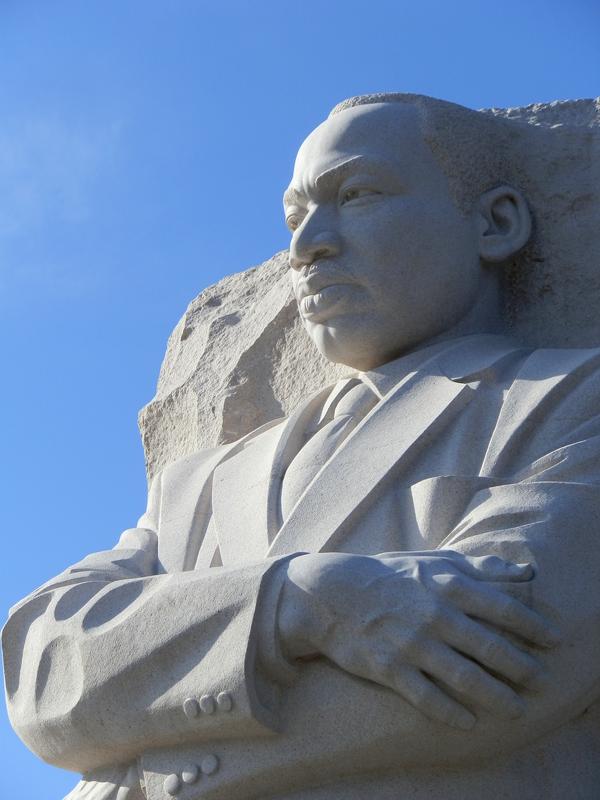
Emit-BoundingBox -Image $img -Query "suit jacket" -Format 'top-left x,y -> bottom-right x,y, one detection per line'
4,335 -> 600,800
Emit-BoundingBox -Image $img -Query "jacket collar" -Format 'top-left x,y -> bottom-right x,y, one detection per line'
360,334 -> 521,398
267,334 -> 522,557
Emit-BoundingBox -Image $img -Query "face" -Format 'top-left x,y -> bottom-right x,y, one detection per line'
283,103 -> 483,371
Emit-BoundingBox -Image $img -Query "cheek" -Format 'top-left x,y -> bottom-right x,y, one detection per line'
379,203 -> 473,276
346,200 -> 431,256
345,207 -> 432,292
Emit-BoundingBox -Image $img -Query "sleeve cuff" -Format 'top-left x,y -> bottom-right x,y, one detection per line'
256,554 -> 306,687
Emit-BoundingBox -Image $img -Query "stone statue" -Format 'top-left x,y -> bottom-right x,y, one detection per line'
4,93 -> 600,800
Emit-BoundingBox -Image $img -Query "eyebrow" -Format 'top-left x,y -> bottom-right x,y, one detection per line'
283,186 -> 305,208
315,155 -> 378,192
283,155 -> 391,208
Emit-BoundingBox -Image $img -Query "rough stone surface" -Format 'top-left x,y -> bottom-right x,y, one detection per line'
138,252 -> 347,481
140,98 -> 600,481
485,98 -> 600,348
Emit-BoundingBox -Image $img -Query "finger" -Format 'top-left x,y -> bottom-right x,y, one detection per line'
437,573 -> 561,647
450,552 -> 534,583
115,527 -> 157,552
419,641 -> 526,720
393,664 -> 476,730
440,608 -> 545,687
355,651 -> 476,730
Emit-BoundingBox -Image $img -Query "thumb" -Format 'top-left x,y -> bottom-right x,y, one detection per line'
457,553 -> 534,582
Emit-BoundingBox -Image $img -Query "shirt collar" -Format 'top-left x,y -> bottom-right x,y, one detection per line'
356,334 -> 520,400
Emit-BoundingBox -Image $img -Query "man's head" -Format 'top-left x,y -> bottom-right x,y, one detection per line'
283,94 -> 532,370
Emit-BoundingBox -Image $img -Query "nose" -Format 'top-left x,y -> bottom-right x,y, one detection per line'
289,212 -> 341,271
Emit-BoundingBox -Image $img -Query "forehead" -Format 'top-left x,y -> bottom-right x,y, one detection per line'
286,103 -> 441,201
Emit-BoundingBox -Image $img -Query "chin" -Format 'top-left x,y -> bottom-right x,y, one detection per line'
305,313 -> 438,370
304,319 -> 388,371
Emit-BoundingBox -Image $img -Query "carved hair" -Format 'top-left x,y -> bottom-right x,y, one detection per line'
330,93 -> 529,216
330,93 -> 545,327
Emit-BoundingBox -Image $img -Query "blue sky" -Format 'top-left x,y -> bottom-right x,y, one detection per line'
1,1 -> 598,796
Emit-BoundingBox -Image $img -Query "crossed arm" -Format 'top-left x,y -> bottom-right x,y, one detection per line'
2,529 -> 289,773
4,441 -> 600,779
276,436 -> 600,743
278,548 -> 557,731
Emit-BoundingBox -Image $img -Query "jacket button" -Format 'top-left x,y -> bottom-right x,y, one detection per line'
199,694 -> 216,714
183,698 -> 200,719
201,754 -> 219,775
164,773 -> 181,795
217,691 -> 233,711
182,764 -> 199,784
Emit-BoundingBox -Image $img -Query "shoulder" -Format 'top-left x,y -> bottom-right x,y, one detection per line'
484,346 -> 600,475
487,348 -> 600,470
511,346 -> 600,411
517,346 -> 600,379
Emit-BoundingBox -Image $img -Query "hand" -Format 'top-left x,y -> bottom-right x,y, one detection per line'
278,550 -> 560,730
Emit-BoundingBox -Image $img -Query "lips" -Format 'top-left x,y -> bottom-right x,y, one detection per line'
296,269 -> 353,301
296,271 -> 359,322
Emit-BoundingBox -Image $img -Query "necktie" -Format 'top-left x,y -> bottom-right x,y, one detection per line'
280,378 -> 378,521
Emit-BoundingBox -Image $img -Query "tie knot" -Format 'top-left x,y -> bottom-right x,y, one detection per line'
325,378 -> 377,422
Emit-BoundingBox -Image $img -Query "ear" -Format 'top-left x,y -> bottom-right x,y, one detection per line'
477,185 -> 531,263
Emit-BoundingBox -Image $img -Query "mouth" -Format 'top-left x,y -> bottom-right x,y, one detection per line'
295,265 -> 361,322
296,269 -> 353,301
298,282 -> 358,322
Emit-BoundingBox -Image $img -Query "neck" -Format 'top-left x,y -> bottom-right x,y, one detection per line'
362,271 -> 506,370
408,267 -> 507,360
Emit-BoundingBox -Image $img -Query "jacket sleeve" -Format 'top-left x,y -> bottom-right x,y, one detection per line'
2,459 -> 292,776
133,439 -> 600,800
435,418 -> 600,750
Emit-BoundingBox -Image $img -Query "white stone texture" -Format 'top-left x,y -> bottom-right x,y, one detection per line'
139,98 -> 600,482
138,252 -> 347,481
6,95 -> 600,800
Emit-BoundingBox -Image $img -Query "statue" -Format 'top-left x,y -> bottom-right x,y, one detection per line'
4,93 -> 600,800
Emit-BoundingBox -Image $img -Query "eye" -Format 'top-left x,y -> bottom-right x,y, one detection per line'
285,212 -> 304,232
339,187 -> 381,206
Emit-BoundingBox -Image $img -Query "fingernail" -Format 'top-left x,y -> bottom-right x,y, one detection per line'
542,627 -> 562,647
515,563 -> 534,578
527,670 -> 551,692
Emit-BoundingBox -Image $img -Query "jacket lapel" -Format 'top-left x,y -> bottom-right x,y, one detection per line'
212,386 -> 333,566
157,444 -> 239,573
267,367 -> 473,556
157,419 -> 283,573
267,336 -> 521,557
